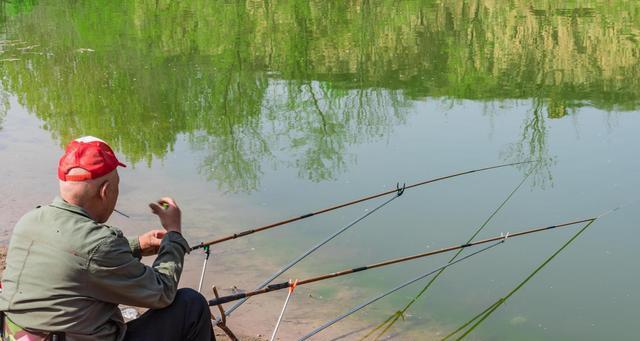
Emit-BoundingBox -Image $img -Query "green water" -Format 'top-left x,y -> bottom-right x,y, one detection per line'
0,1 -> 638,340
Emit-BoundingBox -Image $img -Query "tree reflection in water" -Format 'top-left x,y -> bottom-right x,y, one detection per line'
0,0 -> 638,191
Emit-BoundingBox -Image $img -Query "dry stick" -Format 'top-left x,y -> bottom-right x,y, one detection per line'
208,217 -> 593,307
442,219 -> 598,340
210,285 -> 239,341
367,171 -> 532,340
191,161 -> 533,251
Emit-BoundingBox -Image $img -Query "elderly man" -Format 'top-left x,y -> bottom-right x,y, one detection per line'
0,136 -> 213,340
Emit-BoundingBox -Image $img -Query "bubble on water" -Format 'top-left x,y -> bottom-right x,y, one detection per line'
510,316 -> 527,325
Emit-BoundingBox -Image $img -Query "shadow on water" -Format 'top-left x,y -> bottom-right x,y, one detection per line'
0,0 -> 639,192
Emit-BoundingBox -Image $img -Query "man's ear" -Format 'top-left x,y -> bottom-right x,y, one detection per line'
99,180 -> 110,201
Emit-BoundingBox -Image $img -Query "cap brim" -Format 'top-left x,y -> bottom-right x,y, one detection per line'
118,161 -> 127,168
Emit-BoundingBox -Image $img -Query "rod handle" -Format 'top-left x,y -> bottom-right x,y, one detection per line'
209,293 -> 247,306
208,282 -> 290,306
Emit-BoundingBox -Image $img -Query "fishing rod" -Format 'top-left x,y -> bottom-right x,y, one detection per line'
208,217 -> 594,306
298,240 -> 505,340
442,220 -> 599,340
220,188 -> 405,319
365,171 -> 532,340
443,202 -> 634,340
191,161 -> 533,251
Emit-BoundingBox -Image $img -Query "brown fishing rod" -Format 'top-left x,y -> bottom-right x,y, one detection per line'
208,217 -> 594,306
192,161 -> 532,251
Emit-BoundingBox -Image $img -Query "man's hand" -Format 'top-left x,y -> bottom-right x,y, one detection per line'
138,229 -> 166,256
149,197 -> 182,234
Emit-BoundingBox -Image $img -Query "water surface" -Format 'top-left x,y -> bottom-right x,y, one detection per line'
0,1 -> 638,340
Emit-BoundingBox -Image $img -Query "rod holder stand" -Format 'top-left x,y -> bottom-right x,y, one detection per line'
210,285 -> 238,341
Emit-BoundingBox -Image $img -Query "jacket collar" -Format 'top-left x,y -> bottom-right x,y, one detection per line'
49,196 -> 95,221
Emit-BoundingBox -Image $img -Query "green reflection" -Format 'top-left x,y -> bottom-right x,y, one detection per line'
0,0 -> 638,191
503,101 -> 557,189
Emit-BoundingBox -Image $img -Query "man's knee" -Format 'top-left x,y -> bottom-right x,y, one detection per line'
175,288 -> 208,311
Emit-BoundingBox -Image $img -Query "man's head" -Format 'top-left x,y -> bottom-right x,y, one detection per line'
58,136 -> 126,223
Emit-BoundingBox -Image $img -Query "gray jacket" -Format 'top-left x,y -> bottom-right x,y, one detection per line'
0,197 -> 190,340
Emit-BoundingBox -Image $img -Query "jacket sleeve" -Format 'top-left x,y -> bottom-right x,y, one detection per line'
127,236 -> 142,260
87,231 -> 190,309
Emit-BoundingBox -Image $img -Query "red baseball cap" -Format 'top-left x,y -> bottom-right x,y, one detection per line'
58,136 -> 127,181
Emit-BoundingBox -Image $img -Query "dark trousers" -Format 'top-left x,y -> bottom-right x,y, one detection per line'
124,288 -> 214,341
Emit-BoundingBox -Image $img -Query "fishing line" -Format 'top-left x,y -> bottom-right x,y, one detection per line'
298,240 -> 505,340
